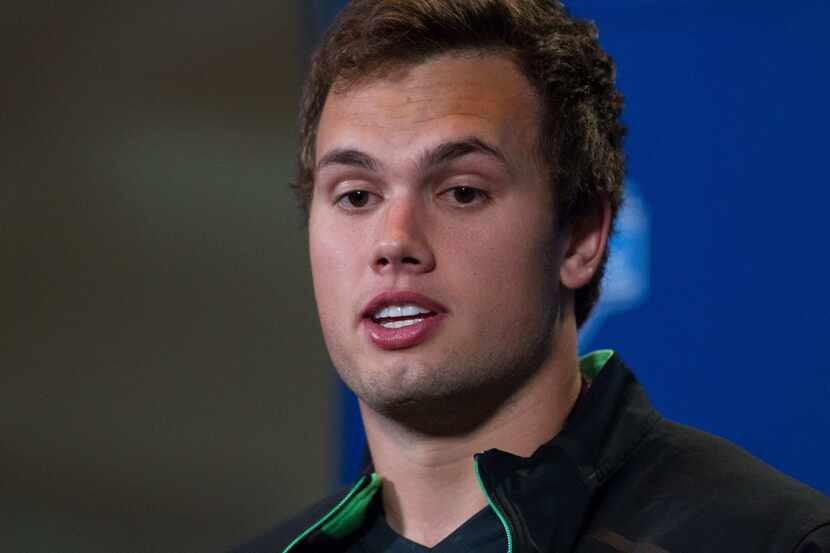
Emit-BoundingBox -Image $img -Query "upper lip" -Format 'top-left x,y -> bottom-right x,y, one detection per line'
361,290 -> 448,321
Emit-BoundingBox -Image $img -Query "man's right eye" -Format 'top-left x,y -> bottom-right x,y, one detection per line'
336,190 -> 375,209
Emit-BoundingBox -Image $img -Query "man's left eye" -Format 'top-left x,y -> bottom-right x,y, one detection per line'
443,186 -> 488,206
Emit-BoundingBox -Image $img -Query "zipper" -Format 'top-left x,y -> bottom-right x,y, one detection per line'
473,454 -> 514,553
281,474 -> 370,553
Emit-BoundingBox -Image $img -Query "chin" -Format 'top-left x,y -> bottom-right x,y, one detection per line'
334,320 -> 555,426
337,354 -> 448,405
349,356 -> 504,420
362,358 -> 448,401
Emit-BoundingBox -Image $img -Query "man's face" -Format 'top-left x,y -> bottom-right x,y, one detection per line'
309,53 -> 564,417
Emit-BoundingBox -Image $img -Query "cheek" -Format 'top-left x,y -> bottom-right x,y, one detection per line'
462,201 -> 552,271
308,212 -> 367,320
309,218 -> 344,315
445,209 -> 556,317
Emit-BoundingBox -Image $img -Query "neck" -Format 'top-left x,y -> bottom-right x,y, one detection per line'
359,319 -> 582,547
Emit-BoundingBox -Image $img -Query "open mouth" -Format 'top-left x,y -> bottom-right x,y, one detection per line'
370,303 -> 437,329
361,292 -> 447,350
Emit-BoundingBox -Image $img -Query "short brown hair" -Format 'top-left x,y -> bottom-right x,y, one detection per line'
296,0 -> 626,327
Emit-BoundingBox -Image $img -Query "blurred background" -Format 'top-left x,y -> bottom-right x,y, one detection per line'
2,2 -> 330,551
1,1 -> 828,552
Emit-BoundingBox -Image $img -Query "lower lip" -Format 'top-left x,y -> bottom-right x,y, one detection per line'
363,314 -> 446,350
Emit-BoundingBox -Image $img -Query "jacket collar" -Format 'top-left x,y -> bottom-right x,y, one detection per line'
474,351 -> 662,552
293,352 -> 661,552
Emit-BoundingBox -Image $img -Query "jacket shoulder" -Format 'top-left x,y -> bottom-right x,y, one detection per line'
589,418 -> 830,552
227,486 -> 352,553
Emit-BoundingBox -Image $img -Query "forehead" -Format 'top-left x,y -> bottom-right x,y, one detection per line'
315,53 -> 542,164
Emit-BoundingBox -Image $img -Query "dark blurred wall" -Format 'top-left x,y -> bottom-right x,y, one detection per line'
1,2 -> 333,551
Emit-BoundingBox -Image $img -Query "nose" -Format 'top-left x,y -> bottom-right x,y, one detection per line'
372,197 -> 435,275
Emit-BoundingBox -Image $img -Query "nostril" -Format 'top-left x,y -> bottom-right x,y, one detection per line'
372,242 -> 434,274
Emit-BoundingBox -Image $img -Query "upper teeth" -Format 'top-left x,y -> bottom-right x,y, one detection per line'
373,303 -> 431,319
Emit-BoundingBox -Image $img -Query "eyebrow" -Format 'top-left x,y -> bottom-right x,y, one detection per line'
421,137 -> 508,171
316,148 -> 379,172
315,136 -> 509,174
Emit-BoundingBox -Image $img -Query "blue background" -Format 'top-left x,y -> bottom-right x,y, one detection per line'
316,1 -> 830,493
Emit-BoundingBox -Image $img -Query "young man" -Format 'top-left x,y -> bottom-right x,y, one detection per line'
234,1 -> 830,551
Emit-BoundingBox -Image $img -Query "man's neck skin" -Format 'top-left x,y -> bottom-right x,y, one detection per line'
360,315 -> 582,547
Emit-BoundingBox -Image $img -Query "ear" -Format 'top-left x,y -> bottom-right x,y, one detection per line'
560,198 -> 612,290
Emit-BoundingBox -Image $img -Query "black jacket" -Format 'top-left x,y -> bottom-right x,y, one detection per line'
232,353 -> 830,552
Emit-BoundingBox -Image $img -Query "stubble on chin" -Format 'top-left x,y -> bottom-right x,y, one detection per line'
335,318 -> 557,436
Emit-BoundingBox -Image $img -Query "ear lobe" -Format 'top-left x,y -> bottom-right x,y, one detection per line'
559,199 -> 612,290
